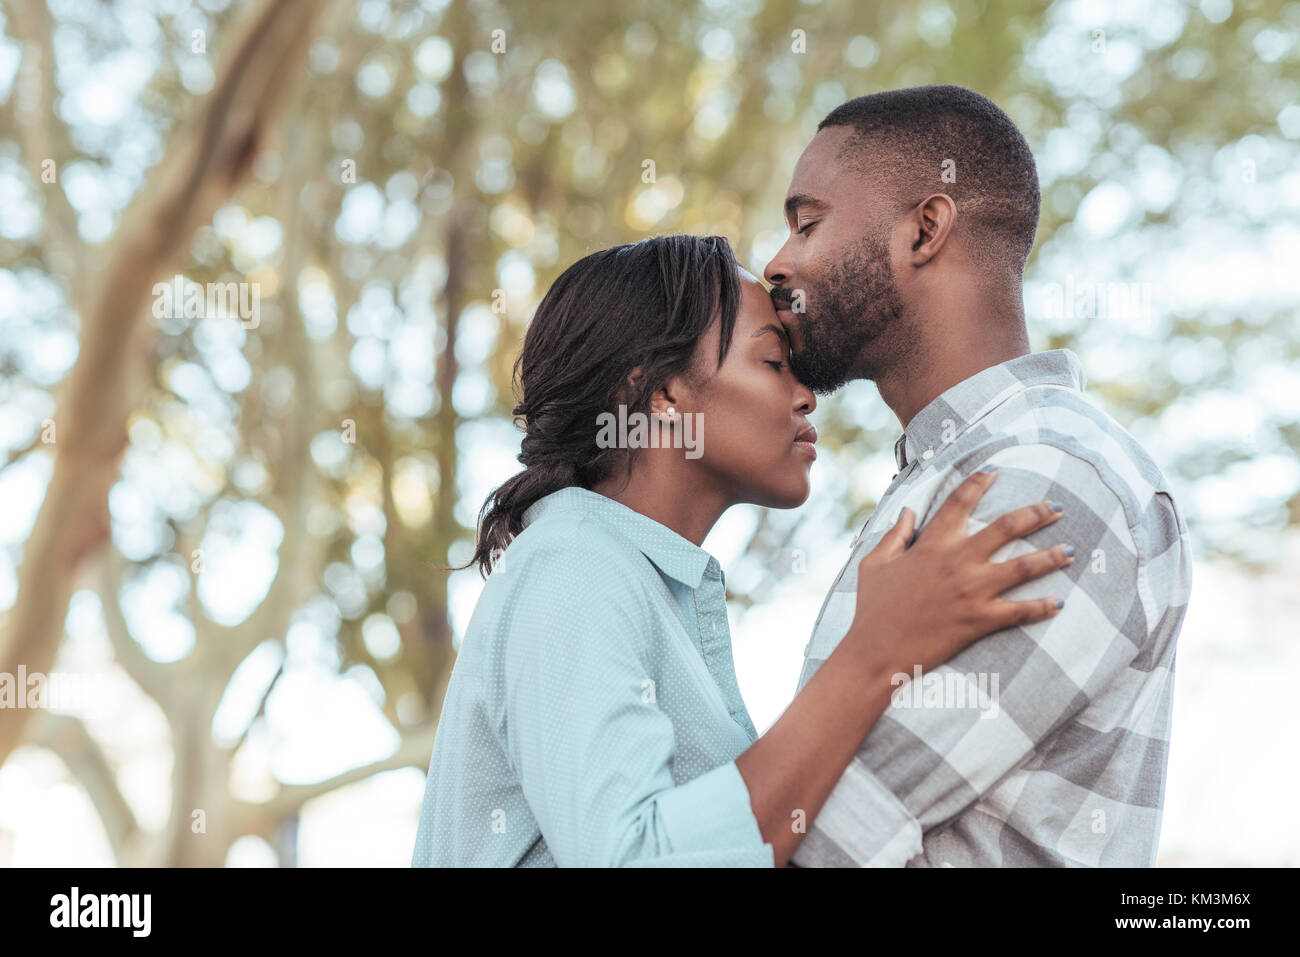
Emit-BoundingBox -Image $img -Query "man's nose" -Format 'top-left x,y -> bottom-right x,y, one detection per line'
763,238 -> 791,285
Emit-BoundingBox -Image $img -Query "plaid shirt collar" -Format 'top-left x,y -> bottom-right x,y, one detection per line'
894,349 -> 1088,471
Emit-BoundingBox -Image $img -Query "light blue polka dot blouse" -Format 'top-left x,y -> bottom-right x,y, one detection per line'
411,485 -> 775,867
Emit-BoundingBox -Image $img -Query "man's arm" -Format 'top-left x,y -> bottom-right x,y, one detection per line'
791,442 -> 1155,867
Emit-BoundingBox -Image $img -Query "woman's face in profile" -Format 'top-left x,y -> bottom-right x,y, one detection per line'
680,269 -> 820,509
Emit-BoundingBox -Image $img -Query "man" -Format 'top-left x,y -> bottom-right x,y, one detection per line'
764,85 -> 1192,867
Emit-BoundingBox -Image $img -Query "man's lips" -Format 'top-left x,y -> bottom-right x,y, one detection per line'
772,294 -> 803,349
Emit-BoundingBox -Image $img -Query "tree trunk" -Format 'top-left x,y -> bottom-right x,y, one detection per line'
0,0 -> 327,771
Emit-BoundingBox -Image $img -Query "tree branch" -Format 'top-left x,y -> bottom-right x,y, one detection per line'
222,96 -> 322,682
230,661 -> 283,755
1,433 -> 46,472
234,721 -> 442,835
0,0 -> 329,772
98,548 -> 172,711
5,0 -> 86,302
26,710 -> 140,864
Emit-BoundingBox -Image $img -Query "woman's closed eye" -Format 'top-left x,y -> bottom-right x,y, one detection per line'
765,358 -> 787,372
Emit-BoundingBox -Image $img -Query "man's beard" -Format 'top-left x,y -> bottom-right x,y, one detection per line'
781,232 -> 905,395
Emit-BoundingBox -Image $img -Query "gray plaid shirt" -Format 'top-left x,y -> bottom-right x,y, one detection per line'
791,349 -> 1192,867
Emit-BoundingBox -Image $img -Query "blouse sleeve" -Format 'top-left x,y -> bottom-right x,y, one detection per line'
498,538 -> 774,867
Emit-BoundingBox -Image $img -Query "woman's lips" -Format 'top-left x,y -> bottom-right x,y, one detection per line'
794,424 -> 818,460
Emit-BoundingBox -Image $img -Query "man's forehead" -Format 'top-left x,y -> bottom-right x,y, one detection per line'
790,126 -> 857,189
786,126 -> 904,225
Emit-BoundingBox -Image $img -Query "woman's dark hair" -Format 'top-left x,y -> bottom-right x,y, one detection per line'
463,234 -> 742,577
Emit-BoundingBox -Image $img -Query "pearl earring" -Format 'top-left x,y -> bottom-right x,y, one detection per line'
666,407 -> 676,417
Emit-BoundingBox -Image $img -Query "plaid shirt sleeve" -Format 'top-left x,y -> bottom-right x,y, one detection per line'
791,440 -> 1184,867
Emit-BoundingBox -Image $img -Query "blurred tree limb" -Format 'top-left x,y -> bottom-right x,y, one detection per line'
27,710 -> 142,863
3,0 -> 84,299
0,0 -> 327,771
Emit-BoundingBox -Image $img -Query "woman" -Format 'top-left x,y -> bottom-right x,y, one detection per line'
411,235 -> 1071,867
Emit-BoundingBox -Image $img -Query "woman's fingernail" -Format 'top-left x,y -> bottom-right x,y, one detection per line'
1054,598 -> 1065,609
1050,501 -> 1064,512
1063,544 -> 1076,557
979,464 -> 997,474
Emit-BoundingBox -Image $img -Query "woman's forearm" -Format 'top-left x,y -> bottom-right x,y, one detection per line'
734,626 -> 897,867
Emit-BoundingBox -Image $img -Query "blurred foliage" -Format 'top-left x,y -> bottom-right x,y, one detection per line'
0,0 -> 1297,862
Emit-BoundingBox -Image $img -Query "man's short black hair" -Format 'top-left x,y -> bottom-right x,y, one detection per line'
818,85 -> 1041,278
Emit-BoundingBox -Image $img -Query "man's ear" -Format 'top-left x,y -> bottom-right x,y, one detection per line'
906,193 -> 957,266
